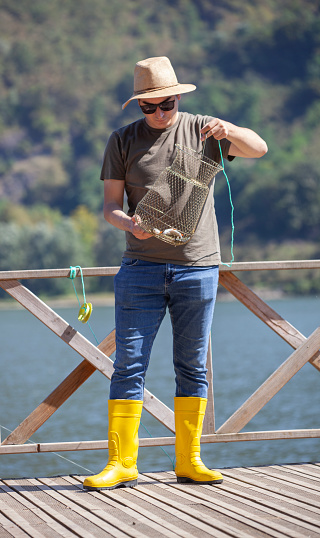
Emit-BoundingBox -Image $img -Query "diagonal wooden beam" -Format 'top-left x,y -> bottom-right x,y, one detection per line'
2,360 -> 95,445
0,280 -> 175,435
217,326 -> 320,434
219,272 -> 320,371
2,331 -> 116,445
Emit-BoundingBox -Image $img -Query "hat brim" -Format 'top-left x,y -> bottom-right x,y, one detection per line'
122,84 -> 196,110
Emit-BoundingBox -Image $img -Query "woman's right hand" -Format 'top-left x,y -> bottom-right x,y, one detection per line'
130,215 -> 153,239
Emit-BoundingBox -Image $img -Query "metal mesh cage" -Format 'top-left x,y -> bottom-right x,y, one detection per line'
135,144 -> 223,245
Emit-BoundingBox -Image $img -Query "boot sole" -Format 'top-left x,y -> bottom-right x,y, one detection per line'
177,476 -> 223,485
83,479 -> 138,491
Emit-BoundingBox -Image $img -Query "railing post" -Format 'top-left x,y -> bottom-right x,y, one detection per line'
1,262 -> 319,455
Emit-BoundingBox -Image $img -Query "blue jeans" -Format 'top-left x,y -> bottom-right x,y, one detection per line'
110,258 -> 219,400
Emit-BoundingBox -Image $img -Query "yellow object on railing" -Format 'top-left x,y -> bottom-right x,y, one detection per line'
69,265 -> 93,324
78,302 -> 93,324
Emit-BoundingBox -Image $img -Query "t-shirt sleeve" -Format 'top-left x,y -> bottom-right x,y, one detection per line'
100,131 -> 126,181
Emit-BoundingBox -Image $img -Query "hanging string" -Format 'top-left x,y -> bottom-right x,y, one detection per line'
218,140 -> 234,267
68,265 -> 88,307
202,136 -> 234,267
68,266 -> 99,345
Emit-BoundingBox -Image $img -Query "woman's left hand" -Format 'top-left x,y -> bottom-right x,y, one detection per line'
200,118 -> 229,141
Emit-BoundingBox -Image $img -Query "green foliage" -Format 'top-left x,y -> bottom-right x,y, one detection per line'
0,0 -> 320,297
70,205 -> 99,259
72,161 -> 104,213
94,221 -> 126,292
0,219 -> 90,296
95,222 -> 126,268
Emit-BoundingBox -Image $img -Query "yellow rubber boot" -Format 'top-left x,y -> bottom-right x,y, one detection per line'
174,397 -> 223,484
83,399 -> 143,490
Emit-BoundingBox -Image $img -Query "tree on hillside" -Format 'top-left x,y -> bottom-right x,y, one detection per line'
0,0 -> 319,295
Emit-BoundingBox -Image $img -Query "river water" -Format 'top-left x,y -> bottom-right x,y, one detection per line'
0,295 -> 319,479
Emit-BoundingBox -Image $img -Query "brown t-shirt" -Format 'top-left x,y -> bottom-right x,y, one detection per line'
100,112 -> 233,266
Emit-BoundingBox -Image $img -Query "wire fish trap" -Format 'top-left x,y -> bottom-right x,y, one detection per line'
135,144 -> 223,245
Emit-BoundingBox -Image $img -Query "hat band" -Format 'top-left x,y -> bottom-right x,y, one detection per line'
133,84 -> 180,97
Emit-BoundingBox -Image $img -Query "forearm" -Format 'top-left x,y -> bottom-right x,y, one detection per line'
104,201 -> 132,233
104,201 -> 152,240
225,122 -> 268,158
200,118 -> 268,158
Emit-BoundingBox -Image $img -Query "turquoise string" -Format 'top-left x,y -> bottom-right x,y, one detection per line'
68,265 -> 99,345
201,137 -> 234,266
218,140 -> 234,267
69,265 -> 86,306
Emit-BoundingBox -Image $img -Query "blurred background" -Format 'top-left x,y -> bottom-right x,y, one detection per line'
0,0 -> 320,299
1,0 -> 320,479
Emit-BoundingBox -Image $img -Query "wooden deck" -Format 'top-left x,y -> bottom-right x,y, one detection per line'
0,463 -> 319,537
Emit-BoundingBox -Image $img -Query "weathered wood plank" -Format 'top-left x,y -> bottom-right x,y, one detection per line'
201,428 -> 320,443
219,271 -> 320,371
2,330 -> 116,445
0,267 -> 120,280
223,467 -> 320,509
217,327 -> 320,434
2,360 -> 96,445
219,260 -> 320,272
37,476 -> 145,538
207,473 -> 320,531
142,471 -> 305,538
0,481 -> 76,537
220,468 -> 320,518
62,475 -> 191,538
1,429 -> 319,454
1,466 -> 319,538
0,511 -> 30,537
282,463 -> 320,479
0,279 -> 175,433
0,497 -> 46,538
254,464 -> 320,493
6,477 -> 125,538
71,475 -> 187,538
1,259 -> 320,281
0,279 -> 114,375
0,443 -> 38,454
1,266 -> 318,464
122,484 -> 244,538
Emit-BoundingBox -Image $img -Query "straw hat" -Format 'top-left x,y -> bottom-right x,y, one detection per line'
122,56 -> 196,109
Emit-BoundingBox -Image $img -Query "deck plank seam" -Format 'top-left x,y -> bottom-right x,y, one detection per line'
140,471 -> 316,538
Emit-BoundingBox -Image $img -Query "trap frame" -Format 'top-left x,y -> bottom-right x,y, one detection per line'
135,144 -> 223,246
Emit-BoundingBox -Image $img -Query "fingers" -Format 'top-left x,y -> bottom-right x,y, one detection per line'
133,214 -> 141,226
200,118 -> 229,141
131,215 -> 153,240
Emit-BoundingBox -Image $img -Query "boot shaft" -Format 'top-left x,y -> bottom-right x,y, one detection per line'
108,399 -> 143,422
108,399 -> 143,463
83,399 -> 143,490
174,396 -> 223,484
174,396 -> 207,439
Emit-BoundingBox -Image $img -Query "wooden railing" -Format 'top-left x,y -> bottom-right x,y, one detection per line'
1,260 -> 320,456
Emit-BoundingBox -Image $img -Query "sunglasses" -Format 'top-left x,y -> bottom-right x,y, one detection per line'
139,100 -> 176,115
